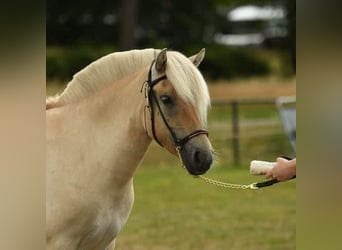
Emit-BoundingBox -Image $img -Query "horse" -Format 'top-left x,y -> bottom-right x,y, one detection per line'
46,48 -> 214,249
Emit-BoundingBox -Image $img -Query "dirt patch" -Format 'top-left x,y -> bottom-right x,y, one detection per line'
207,77 -> 296,101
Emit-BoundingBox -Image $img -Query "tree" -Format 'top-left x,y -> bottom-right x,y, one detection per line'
118,0 -> 139,50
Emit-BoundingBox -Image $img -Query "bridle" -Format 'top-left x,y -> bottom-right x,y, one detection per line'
141,60 -> 208,152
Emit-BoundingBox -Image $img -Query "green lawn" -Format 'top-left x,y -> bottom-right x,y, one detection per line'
115,162 -> 296,250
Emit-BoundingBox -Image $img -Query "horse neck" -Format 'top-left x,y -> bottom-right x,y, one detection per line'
84,69 -> 152,187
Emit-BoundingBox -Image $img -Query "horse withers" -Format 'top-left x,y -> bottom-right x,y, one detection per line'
46,48 -> 214,249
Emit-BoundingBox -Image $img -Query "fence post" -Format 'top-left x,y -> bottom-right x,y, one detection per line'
231,101 -> 240,166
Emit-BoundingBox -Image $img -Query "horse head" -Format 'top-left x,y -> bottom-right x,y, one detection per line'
144,48 -> 214,175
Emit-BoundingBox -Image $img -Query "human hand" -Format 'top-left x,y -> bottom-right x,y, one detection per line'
265,157 -> 296,182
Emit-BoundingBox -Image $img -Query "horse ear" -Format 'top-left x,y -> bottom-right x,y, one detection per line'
189,48 -> 205,67
155,48 -> 168,72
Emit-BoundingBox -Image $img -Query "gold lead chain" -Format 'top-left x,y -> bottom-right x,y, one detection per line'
176,147 -> 258,190
194,175 -> 257,189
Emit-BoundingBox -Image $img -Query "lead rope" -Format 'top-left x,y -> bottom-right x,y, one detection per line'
175,147 -> 259,190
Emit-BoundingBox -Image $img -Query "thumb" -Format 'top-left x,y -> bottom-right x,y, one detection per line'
276,157 -> 289,165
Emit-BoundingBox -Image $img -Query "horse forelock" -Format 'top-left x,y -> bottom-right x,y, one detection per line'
46,49 -> 160,108
165,51 -> 210,127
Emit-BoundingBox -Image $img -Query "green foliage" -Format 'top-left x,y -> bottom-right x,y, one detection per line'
47,45 -> 274,81
46,46 -> 116,80
46,42 -> 292,81
47,0 -> 295,79
200,44 -> 271,80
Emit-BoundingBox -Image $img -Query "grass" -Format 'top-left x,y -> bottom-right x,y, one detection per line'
115,164 -> 296,250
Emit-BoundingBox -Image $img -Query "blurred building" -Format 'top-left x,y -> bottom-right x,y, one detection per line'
215,5 -> 288,48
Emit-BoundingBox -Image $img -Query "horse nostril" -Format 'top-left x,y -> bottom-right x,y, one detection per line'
193,149 -> 212,167
194,150 -> 201,164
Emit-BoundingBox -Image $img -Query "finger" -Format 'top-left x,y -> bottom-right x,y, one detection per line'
265,173 -> 272,179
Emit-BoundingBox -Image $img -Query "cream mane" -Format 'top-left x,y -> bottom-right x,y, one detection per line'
46,49 -> 210,126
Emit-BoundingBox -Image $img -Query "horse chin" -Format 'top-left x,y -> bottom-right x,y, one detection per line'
180,145 -> 213,176
185,167 -> 209,176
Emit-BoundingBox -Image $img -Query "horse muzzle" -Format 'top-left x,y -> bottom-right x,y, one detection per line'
180,143 -> 214,175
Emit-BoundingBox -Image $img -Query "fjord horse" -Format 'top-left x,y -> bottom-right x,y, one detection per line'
46,48 -> 213,249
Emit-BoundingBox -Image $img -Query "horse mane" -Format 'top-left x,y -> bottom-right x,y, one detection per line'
46,49 -> 210,126
46,49 -> 159,109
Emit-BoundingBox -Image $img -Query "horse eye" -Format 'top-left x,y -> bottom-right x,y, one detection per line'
160,95 -> 173,105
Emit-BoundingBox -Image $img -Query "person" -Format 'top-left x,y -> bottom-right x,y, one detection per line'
265,157 -> 296,182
